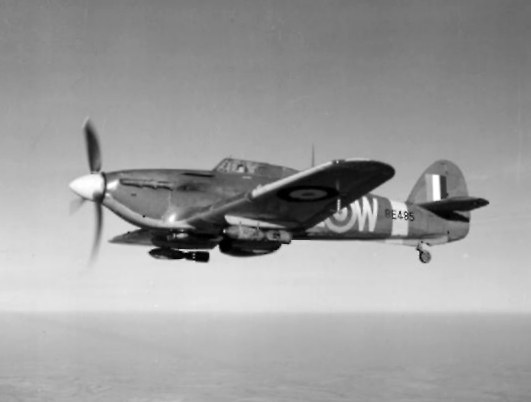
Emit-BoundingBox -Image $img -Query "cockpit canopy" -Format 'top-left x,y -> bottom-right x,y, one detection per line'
213,158 -> 298,180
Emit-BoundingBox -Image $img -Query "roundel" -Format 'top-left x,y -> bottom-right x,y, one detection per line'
277,185 -> 338,203
325,205 -> 355,233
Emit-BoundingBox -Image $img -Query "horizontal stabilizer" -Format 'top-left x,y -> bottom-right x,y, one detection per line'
418,196 -> 489,213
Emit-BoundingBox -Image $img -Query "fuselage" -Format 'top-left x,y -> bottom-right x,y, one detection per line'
103,168 -> 277,230
300,193 -> 469,244
101,168 -> 468,245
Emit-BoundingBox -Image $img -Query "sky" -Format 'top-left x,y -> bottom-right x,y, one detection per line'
0,0 -> 530,312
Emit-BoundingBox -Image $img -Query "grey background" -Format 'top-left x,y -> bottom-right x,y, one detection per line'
0,0 -> 530,312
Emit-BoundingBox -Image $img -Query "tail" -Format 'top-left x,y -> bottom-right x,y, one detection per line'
407,160 -> 488,224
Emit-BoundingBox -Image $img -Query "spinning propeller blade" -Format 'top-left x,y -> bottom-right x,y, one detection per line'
70,118 -> 106,265
84,119 -> 102,173
89,203 -> 103,265
69,197 -> 85,215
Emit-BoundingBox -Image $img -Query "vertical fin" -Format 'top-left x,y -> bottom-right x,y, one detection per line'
407,160 -> 468,204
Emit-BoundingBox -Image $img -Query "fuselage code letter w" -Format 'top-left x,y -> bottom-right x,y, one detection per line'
325,197 -> 378,233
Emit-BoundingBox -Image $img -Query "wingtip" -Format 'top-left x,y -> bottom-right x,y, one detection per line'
343,158 -> 395,172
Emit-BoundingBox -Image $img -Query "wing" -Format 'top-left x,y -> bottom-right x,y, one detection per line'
109,229 -> 153,246
186,159 -> 394,230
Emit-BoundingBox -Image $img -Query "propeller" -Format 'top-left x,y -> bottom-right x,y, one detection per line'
69,197 -> 85,215
84,119 -> 102,173
69,119 -> 106,265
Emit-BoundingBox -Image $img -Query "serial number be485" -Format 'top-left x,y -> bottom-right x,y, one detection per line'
385,209 -> 415,221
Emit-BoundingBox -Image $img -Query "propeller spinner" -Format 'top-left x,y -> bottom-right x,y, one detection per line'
69,119 -> 106,264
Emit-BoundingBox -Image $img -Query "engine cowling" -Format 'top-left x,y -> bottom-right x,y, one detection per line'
218,238 -> 281,257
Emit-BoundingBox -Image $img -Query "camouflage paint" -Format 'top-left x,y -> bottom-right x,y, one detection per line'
299,194 -> 454,244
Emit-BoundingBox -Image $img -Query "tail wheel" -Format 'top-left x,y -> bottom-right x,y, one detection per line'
419,251 -> 432,264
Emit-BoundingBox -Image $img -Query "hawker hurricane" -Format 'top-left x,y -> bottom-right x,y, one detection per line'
70,120 -> 489,264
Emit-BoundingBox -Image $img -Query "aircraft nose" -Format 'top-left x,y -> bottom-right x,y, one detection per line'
69,173 -> 105,201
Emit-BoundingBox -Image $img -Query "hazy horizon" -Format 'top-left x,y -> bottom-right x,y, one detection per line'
2,312 -> 530,401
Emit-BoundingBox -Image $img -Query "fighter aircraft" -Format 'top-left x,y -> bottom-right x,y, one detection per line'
69,120 -> 489,264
